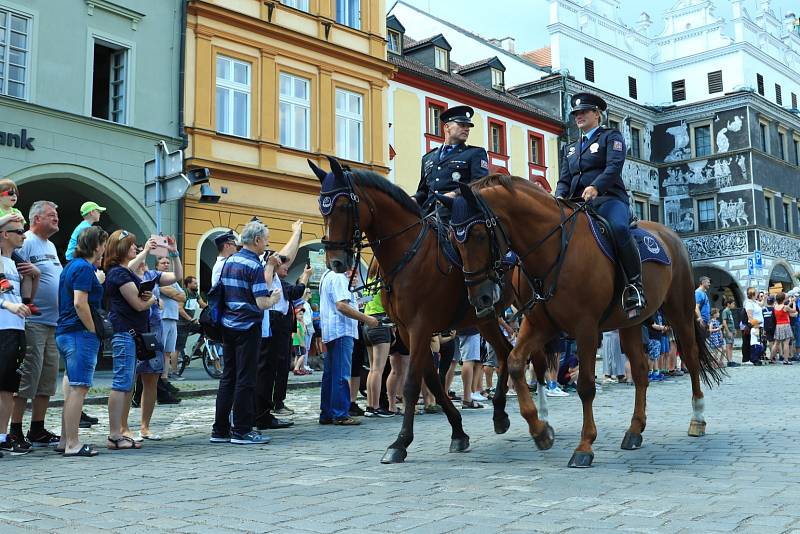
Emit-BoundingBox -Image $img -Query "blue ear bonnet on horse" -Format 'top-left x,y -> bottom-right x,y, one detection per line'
445,194 -> 484,244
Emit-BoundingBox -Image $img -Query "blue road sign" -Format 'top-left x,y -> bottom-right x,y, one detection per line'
754,250 -> 763,268
747,257 -> 755,276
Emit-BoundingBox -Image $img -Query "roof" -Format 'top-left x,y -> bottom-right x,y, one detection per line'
388,53 -> 562,125
521,47 -> 552,68
457,56 -> 505,74
404,34 -> 451,52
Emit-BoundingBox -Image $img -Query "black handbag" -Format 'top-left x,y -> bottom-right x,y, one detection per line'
90,307 -> 113,341
130,329 -> 158,361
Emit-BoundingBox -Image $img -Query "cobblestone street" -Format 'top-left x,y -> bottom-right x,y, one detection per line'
2,364 -> 800,533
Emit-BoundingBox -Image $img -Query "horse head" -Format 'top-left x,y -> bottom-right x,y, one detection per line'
309,156 -> 362,274
445,181 -> 507,318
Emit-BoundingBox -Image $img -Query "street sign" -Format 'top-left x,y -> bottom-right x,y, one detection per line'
144,149 -> 184,183
754,249 -> 763,268
747,257 -> 755,276
144,174 -> 191,207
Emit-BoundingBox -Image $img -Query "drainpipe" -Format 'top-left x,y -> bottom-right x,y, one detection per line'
177,0 -> 189,258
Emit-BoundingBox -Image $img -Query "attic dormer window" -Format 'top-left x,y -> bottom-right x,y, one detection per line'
387,29 -> 401,54
434,47 -> 448,71
491,68 -> 504,90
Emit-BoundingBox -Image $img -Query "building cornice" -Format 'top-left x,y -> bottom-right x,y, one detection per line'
547,22 -> 654,70
85,0 -> 145,30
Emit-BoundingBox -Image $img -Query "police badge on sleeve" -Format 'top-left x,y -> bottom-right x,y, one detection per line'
612,140 -> 624,151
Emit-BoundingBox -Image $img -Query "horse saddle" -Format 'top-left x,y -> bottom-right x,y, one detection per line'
587,214 -> 671,266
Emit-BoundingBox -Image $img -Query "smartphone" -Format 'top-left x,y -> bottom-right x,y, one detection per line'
138,279 -> 157,295
149,234 -> 169,257
306,258 -> 311,269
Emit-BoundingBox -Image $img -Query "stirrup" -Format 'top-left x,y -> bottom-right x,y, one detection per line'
622,284 -> 645,319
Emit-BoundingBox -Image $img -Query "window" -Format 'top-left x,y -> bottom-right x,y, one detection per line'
488,119 -> 506,155
634,200 -> 645,221
216,56 -> 250,137
335,89 -> 363,161
783,201 -> 791,232
795,137 -> 800,166
698,198 -> 715,231
775,83 -> 783,106
279,73 -> 310,150
707,70 -> 723,94
434,47 -> 448,71
584,57 -> 594,82
427,101 -> 445,138
628,76 -> 637,99
0,9 -> 30,99
759,122 -> 768,153
281,0 -> 308,10
672,79 -> 686,102
528,132 -> 544,165
491,68 -> 504,90
91,40 -> 128,124
649,203 -> 660,223
764,194 -> 773,228
630,127 -> 641,159
608,119 -> 619,131
778,130 -> 786,160
756,73 -> 764,95
387,30 -> 401,54
793,92 -> 798,110
694,125 -> 711,157
336,0 -> 360,29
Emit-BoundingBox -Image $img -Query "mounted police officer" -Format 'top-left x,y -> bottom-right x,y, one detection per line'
413,105 -> 489,214
555,92 -> 646,318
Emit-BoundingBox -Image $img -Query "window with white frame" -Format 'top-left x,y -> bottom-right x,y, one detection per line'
281,0 -> 309,11
434,47 -> 448,71
698,197 -> 715,231
335,88 -> 363,162
336,0 -> 360,29
387,30 -> 401,54
91,40 -> 129,124
279,73 -> 310,151
491,68 -> 504,90
0,8 -> 30,99
216,55 -> 251,138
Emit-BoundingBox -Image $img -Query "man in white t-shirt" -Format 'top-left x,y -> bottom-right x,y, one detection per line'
743,286 -> 764,366
210,231 -> 237,287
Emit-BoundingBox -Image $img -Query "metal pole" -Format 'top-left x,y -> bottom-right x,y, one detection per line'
154,142 -> 162,235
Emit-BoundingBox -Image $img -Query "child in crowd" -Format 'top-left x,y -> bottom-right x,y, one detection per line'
0,179 -> 40,315
292,307 -> 308,375
708,307 -> 724,367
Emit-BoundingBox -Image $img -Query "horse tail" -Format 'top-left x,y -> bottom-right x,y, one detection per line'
676,320 -> 726,388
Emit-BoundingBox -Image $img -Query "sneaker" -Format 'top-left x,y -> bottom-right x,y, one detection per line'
27,428 -> 60,448
471,391 -> 488,402
273,406 -> 295,416
230,431 -> 271,445
727,361 -> 741,368
374,408 -> 396,418
602,376 -> 618,384
80,412 -> 99,425
364,407 -> 377,417
168,373 -> 185,381
546,385 -> 569,397
0,435 -> 32,455
209,432 -> 231,443
348,403 -> 365,417
447,390 -> 461,401
157,396 -> 181,405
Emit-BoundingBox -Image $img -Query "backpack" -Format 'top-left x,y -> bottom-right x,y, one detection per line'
199,259 -> 229,342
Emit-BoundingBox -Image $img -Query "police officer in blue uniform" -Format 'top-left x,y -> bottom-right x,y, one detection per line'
555,92 -> 646,318
413,105 -> 490,213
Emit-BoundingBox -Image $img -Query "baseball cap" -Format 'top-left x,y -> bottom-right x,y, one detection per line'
80,201 -> 106,217
767,295 -> 776,304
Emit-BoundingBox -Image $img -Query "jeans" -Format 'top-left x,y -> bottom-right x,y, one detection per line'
595,198 -> 632,247
111,332 -> 137,392
213,324 -> 261,435
255,320 -> 292,424
320,336 -> 354,421
56,330 -> 100,387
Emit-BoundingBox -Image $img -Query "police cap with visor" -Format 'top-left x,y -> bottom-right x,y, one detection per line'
569,92 -> 607,115
440,105 -> 475,127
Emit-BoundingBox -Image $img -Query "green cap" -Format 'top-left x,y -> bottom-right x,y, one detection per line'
80,201 -> 106,217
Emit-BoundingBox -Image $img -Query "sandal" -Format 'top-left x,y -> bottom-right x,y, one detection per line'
107,436 -> 142,450
461,400 -> 484,409
333,417 -> 361,426
64,444 -> 99,457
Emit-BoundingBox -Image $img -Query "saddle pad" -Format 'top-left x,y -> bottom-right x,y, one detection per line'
587,218 -> 671,265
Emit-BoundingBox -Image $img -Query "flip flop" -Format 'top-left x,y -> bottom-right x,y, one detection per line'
461,400 -> 484,409
140,433 -> 162,441
64,444 -> 99,457
107,436 -> 142,450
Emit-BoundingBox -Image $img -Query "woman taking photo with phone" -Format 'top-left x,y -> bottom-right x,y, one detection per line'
103,231 -> 182,450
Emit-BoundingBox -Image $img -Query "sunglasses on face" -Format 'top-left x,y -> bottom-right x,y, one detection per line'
0,191 -> 18,197
118,230 -> 130,241
3,229 -> 25,235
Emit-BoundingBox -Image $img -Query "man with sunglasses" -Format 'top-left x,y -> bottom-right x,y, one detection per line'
211,230 -> 237,287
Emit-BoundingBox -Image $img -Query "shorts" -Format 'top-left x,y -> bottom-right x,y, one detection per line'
724,333 -> 735,346
458,334 -> 481,362
111,332 -> 137,392
647,339 -> 661,361
161,319 -> 178,352
17,322 -> 59,398
364,314 -> 392,346
0,329 -> 25,393
293,345 -> 306,357
660,336 -> 670,355
390,336 -> 409,356
56,330 -> 100,388
483,344 -> 498,368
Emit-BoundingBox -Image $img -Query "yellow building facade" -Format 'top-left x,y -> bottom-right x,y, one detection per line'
183,0 -> 394,287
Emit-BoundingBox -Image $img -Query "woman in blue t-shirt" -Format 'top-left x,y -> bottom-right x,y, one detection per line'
102,230 -> 183,450
56,226 -> 108,457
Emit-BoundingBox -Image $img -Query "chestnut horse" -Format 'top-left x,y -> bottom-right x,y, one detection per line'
308,157 -> 555,464
443,175 -> 721,468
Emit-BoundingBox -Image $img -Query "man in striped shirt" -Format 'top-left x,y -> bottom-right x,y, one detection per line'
211,220 -> 281,445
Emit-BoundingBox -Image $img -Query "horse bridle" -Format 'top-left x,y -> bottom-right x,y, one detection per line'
451,195 -> 512,288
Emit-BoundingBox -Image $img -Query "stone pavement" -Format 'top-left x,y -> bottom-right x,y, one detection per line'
2,363 -> 800,533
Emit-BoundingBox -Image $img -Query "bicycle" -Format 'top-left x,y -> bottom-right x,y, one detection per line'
177,326 -> 224,379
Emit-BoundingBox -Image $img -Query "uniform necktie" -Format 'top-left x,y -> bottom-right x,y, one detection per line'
440,144 -> 454,161
580,135 -> 588,151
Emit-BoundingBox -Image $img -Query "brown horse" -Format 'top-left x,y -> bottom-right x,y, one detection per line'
442,175 -> 721,468
308,157 -> 556,464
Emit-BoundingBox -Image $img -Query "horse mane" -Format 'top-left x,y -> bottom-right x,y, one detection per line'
350,169 -> 421,217
471,173 -> 551,200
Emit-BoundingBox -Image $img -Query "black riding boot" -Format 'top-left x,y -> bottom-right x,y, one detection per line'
619,238 -> 647,318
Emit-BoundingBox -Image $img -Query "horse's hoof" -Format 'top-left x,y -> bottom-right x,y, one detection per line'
567,451 -> 594,468
620,430 -> 643,450
449,436 -> 470,453
688,420 -> 706,437
533,422 -> 555,450
380,448 -> 407,464
493,415 -> 510,434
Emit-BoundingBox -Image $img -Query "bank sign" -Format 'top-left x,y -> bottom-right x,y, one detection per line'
0,129 -> 35,151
